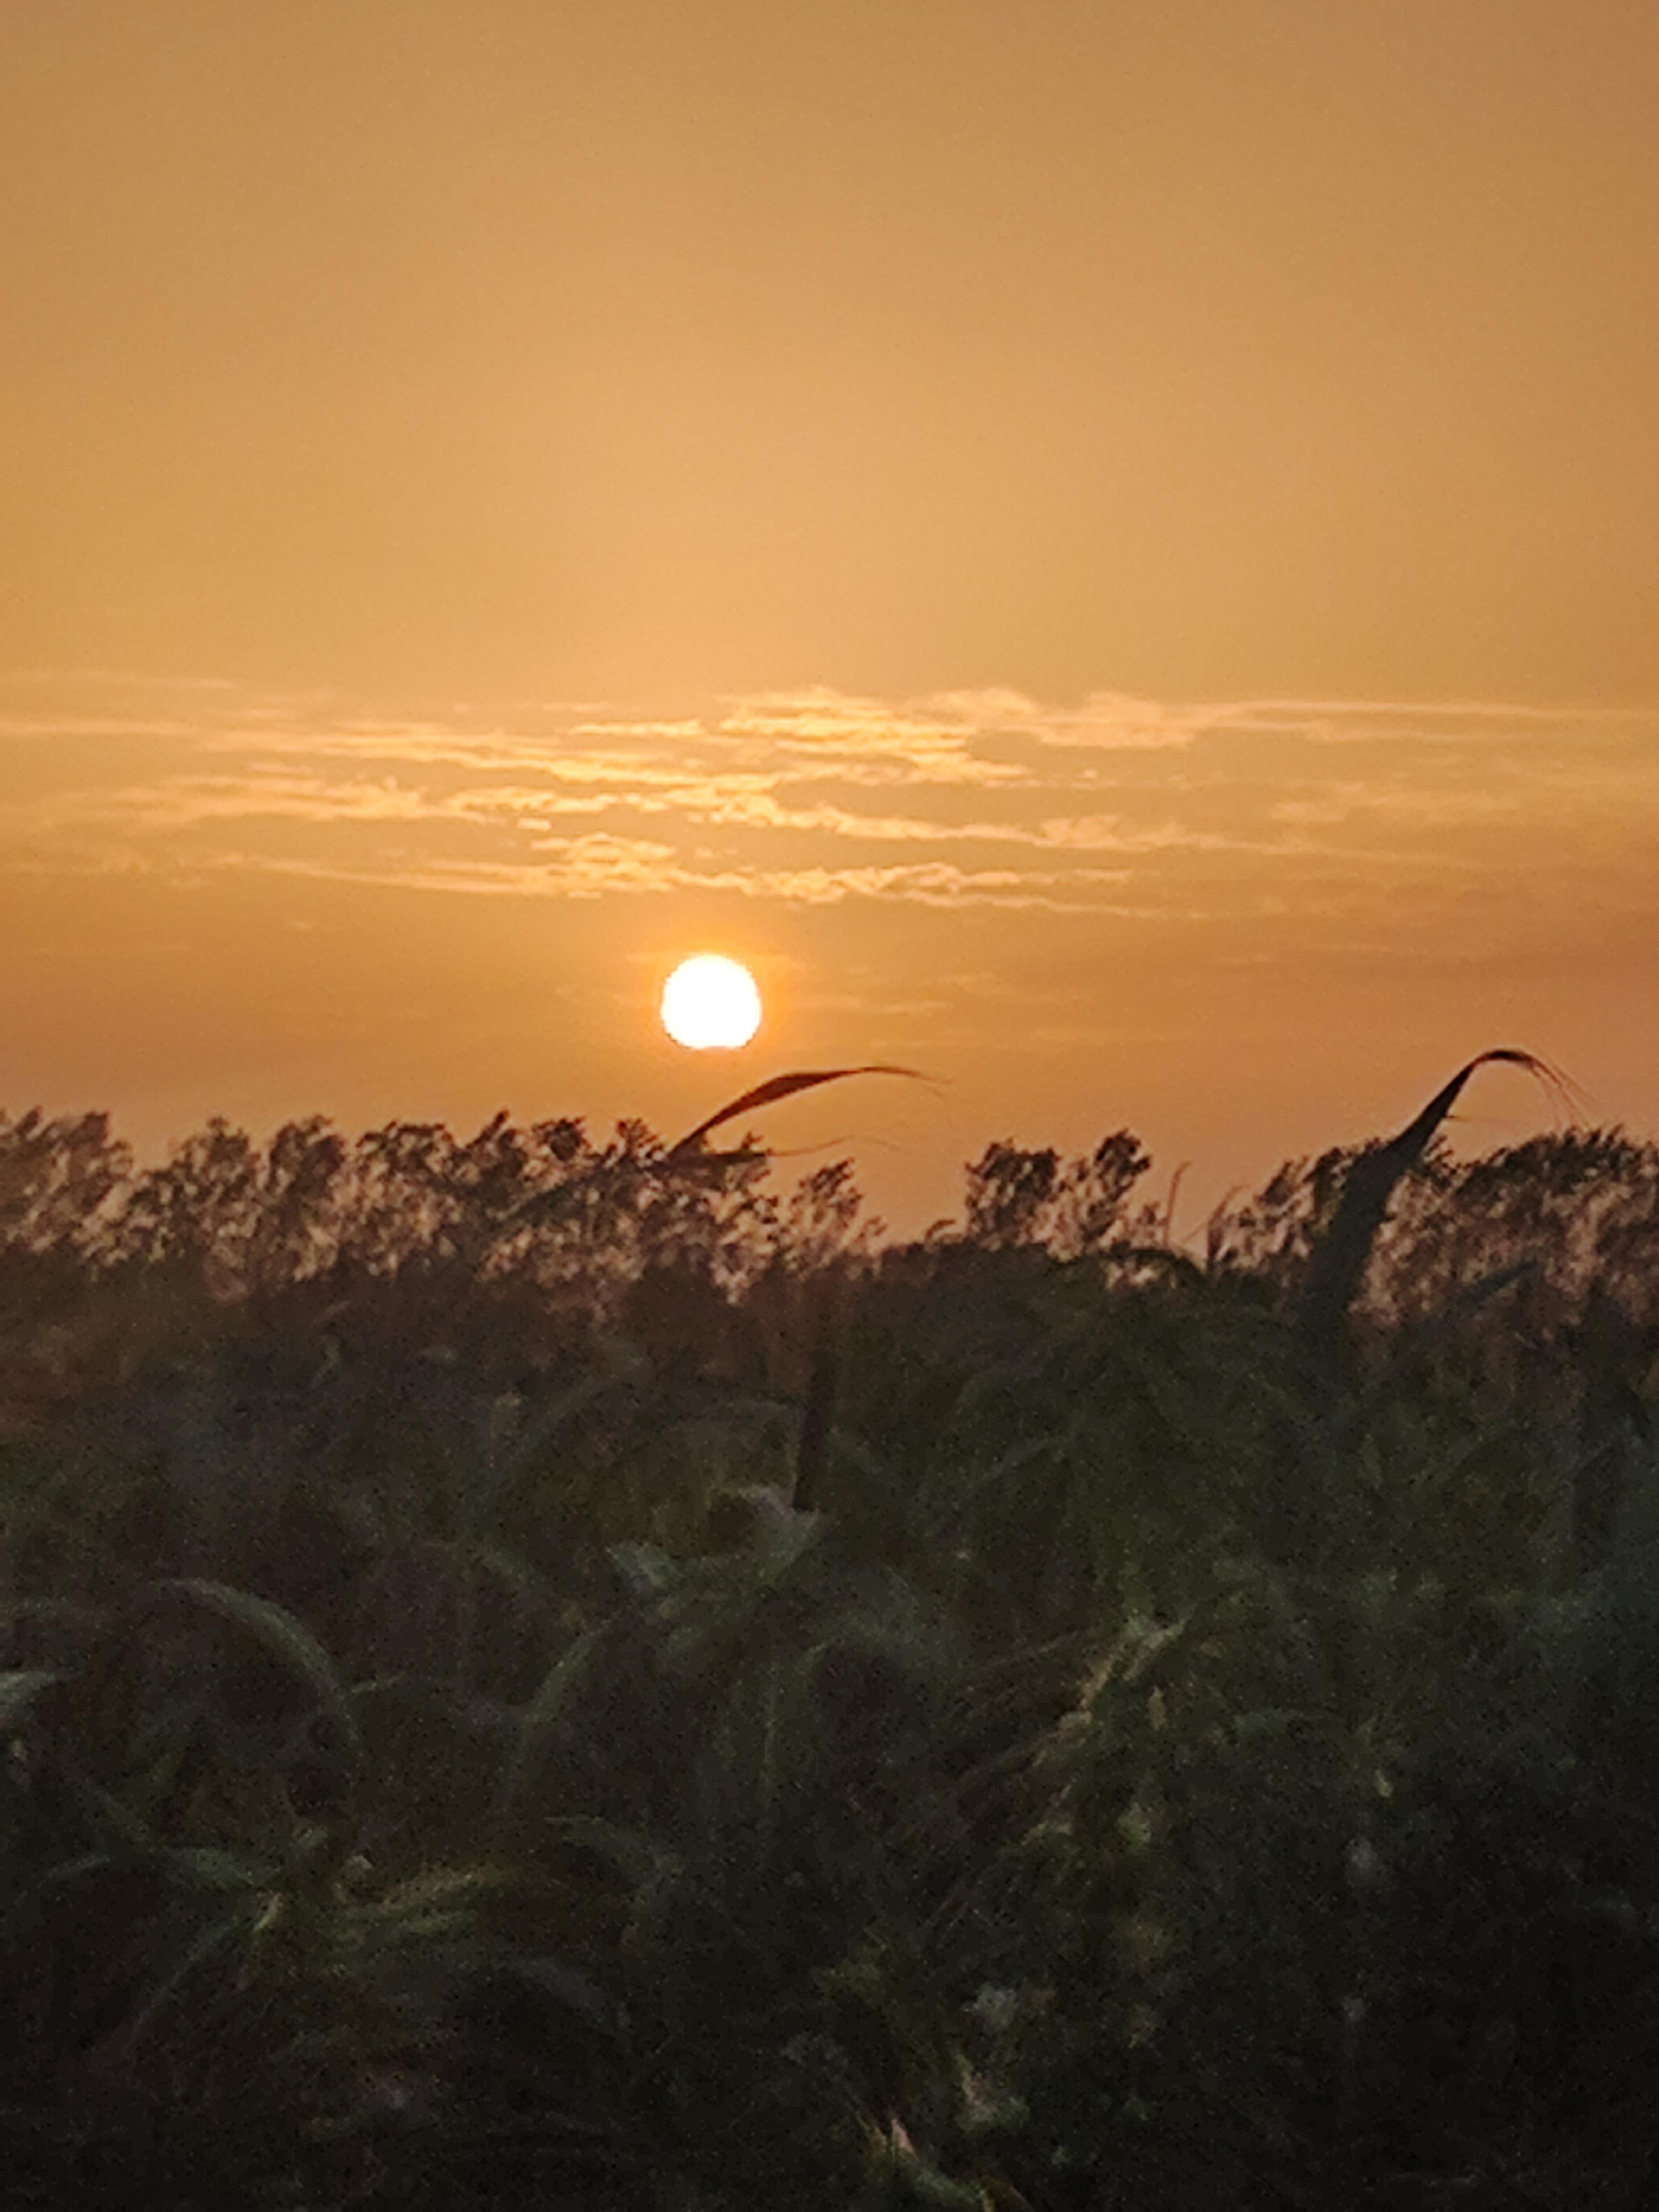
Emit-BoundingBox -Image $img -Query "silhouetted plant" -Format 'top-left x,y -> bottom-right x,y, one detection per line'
962,1129 -> 1151,1256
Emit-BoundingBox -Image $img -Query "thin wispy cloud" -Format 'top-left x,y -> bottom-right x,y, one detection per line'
189,838 -> 1139,912
2,674 -> 1655,939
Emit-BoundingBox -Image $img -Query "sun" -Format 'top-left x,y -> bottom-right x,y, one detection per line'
660,954 -> 763,1050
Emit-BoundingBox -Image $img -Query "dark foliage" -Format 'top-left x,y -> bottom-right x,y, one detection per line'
2,1084 -> 1658,2206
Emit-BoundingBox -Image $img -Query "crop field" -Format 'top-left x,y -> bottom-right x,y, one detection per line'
3,1054 -> 1659,2209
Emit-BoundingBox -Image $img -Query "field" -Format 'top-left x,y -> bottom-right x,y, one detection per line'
3,1057 -> 1659,2209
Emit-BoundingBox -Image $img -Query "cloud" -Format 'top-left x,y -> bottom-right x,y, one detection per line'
1035,815 -> 1252,852
713,689 -> 1030,785
2,672 -> 1655,933
0,714 -> 206,742
183,837 -> 1136,911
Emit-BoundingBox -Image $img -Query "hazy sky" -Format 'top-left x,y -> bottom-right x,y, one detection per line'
3,2 -> 1656,1236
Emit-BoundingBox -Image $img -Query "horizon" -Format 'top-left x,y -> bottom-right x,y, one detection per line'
0,1020 -> 1621,1255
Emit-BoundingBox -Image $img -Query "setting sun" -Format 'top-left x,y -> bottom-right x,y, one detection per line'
660,954 -> 763,1050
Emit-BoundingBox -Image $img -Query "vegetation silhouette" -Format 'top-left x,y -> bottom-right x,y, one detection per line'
2,1056 -> 1658,2206
1295,1050 -> 1583,1354
666,1062 -> 933,1159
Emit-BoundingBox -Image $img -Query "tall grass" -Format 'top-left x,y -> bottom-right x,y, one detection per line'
1,1057 -> 1657,2205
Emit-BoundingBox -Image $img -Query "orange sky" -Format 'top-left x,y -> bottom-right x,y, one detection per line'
3,2 -> 1657,1238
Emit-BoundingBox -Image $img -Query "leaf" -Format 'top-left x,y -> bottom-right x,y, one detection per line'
0,1668 -> 62,1731
158,1845 -> 279,1893
1233,1707 -> 1319,1740
1298,1050 -> 1579,1344
486,1953 -> 625,2035
492,1624 -> 606,1830
464,1368 -> 625,1527
103,1895 -> 267,2059
667,1065 -> 932,1158
532,1814 -> 682,1895
142,1577 -> 361,1776
607,1540 -> 680,1600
